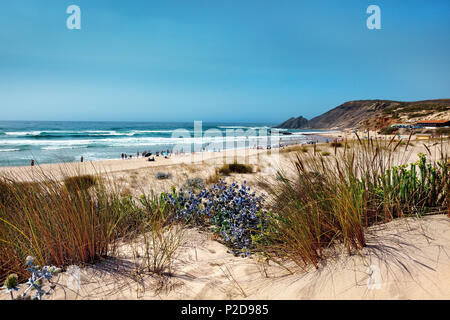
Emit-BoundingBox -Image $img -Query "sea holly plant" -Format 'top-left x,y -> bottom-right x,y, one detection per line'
2,256 -> 61,300
167,180 -> 268,256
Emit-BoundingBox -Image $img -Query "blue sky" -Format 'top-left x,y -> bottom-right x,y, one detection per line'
0,0 -> 449,123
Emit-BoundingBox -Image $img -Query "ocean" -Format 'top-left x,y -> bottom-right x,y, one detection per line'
0,121 -> 327,167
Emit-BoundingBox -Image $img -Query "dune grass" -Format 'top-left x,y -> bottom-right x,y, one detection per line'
0,168 -> 128,282
206,173 -> 221,185
1,137 -> 448,285
0,166 -> 183,283
258,136 -> 449,270
130,191 -> 185,276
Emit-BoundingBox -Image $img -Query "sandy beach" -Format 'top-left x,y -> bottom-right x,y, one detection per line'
2,0 -> 450,306
1,133 -> 449,300
29,214 -> 450,300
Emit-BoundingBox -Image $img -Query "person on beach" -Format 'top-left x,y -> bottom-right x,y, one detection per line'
136,151 -> 139,158
31,159 -> 34,167
81,156 -> 84,163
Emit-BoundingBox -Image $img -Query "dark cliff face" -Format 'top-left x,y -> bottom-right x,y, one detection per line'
275,116 -> 309,129
276,99 -> 450,129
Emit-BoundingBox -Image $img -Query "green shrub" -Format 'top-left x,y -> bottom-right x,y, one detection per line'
218,165 -> 231,176
229,162 -> 253,173
218,162 -> 253,175
330,142 -> 343,148
63,175 -> 97,192
379,126 -> 397,135
155,172 -> 171,180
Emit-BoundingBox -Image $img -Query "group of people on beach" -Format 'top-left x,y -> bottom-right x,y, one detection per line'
120,149 -> 172,162
27,137 -> 321,167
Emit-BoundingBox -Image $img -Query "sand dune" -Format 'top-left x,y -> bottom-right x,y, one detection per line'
1,137 -> 449,300
11,214 -> 446,300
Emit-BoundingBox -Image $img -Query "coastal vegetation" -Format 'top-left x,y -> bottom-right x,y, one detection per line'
258,137 -> 449,270
0,137 -> 449,296
63,174 -> 97,192
155,172 -> 172,180
330,142 -> 343,148
382,103 -> 450,117
379,126 -> 398,135
218,162 -> 253,175
280,145 -> 309,153
0,169 -> 124,283
205,173 -> 221,185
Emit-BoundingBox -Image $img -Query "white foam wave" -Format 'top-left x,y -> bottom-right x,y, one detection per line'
5,131 -> 42,136
217,126 -> 271,130
0,132 -> 310,150
4,130 -> 124,136
131,130 -> 175,133
0,148 -> 20,152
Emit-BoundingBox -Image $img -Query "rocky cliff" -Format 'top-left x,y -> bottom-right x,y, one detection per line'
276,99 -> 450,130
276,116 -> 309,129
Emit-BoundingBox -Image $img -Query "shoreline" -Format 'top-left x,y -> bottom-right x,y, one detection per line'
0,122 -> 336,169
0,133 -> 332,174
0,143 -> 288,182
0,130 -> 449,300
1,130 -> 447,180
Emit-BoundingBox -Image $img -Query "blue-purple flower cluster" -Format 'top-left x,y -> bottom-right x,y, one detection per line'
2,256 -> 61,300
167,180 -> 267,256
22,256 -> 60,300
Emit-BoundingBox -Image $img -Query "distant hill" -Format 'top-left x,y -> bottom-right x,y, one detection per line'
276,116 -> 309,129
276,99 -> 450,130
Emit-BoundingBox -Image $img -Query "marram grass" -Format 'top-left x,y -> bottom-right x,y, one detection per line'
0,165 -> 182,283
257,137 -> 449,270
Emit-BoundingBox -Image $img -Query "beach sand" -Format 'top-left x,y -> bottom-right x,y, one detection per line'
4,214 -> 448,300
0,135 -> 449,300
